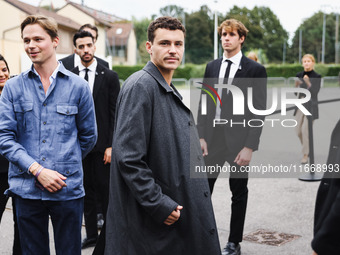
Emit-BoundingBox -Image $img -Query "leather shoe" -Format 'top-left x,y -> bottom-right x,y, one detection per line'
81,237 -> 97,249
221,242 -> 241,255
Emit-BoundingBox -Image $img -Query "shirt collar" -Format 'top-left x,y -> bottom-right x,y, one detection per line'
222,50 -> 242,67
31,62 -> 61,83
79,58 -> 97,73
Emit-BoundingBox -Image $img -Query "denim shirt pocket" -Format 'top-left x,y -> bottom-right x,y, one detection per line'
55,162 -> 83,194
13,102 -> 34,132
56,104 -> 78,134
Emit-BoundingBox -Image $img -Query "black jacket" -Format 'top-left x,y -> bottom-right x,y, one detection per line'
60,53 -> 109,71
71,63 -> 120,153
312,119 -> 340,254
294,70 -> 321,120
197,55 -> 267,154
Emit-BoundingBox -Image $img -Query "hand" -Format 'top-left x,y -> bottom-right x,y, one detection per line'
234,147 -> 253,166
303,74 -> 311,88
312,251 -> 318,255
103,147 -> 112,164
164,205 -> 183,226
295,79 -> 302,87
36,168 -> 67,193
200,139 -> 208,156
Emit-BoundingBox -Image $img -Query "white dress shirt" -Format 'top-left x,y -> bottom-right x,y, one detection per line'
215,50 -> 243,119
79,59 -> 97,94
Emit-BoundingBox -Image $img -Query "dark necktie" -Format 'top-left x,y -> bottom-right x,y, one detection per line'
84,68 -> 89,82
221,59 -> 233,104
224,59 -> 233,84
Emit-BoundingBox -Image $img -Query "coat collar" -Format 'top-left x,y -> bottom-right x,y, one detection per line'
143,61 -> 173,93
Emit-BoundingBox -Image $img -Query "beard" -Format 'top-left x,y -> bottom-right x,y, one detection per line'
81,54 -> 94,63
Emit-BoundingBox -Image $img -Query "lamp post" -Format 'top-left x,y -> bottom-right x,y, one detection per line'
213,0 -> 218,59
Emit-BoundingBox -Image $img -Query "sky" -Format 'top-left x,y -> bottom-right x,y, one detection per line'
21,0 -> 340,40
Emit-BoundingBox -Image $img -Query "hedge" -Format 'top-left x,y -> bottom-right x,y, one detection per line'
112,64 -> 340,80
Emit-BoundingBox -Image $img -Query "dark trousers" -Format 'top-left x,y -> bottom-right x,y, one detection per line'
82,152 -> 110,240
0,172 -> 21,254
204,127 -> 248,244
14,196 -> 83,255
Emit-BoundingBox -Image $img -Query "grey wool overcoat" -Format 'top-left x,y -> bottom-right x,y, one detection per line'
104,61 -> 221,255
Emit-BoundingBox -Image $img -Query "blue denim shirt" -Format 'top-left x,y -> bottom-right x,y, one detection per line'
0,63 -> 97,201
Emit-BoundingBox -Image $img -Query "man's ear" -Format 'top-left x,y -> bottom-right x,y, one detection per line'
146,41 -> 152,55
53,36 -> 59,49
239,35 -> 245,45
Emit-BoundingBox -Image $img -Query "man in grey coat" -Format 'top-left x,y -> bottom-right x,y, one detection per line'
104,17 -> 221,255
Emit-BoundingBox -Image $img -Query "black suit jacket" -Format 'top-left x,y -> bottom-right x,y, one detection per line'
312,119 -> 340,255
71,63 -> 120,153
60,53 -> 109,71
294,70 -> 321,120
197,55 -> 267,154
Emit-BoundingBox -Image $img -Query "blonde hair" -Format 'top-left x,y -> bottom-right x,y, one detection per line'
302,54 -> 315,63
247,52 -> 258,62
21,15 -> 58,40
218,19 -> 249,45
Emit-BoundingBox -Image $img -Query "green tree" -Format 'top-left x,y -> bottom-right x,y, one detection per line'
224,6 -> 288,63
185,5 -> 214,64
159,5 -> 185,21
288,12 -> 338,63
132,17 -> 152,64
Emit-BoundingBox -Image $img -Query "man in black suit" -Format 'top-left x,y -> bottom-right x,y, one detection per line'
71,30 -> 120,249
197,19 -> 267,255
312,119 -> 340,255
60,24 -> 109,71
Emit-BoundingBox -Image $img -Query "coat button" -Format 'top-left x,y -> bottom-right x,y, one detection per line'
188,121 -> 193,126
209,228 -> 215,235
204,191 -> 209,197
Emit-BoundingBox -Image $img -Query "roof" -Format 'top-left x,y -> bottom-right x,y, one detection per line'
63,1 -> 125,27
106,23 -> 133,47
4,0 -> 81,30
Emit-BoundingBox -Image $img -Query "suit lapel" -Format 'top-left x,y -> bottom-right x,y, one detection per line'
93,65 -> 105,100
234,55 -> 248,78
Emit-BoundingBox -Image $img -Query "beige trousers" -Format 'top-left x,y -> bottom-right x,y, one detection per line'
295,109 -> 314,156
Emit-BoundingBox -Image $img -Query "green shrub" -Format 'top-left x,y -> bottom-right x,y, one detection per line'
112,64 -> 340,81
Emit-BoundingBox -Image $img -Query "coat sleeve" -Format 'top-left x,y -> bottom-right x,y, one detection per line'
113,80 -> 178,224
108,71 -> 120,146
76,83 -> 97,158
244,64 -> 267,151
196,63 -> 211,139
312,185 -> 340,254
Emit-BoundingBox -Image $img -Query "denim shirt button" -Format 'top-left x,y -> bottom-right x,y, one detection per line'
42,157 -> 46,161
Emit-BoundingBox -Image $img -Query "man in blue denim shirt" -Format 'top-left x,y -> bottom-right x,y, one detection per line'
0,15 -> 97,255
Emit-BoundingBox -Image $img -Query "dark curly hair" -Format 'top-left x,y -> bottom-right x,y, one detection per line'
147,16 -> 186,43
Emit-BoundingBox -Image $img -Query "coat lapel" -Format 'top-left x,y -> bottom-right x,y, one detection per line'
234,55 -> 248,78
93,65 -> 105,100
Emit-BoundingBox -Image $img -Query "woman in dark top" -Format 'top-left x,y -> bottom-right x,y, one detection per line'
294,54 -> 321,164
0,54 -> 21,254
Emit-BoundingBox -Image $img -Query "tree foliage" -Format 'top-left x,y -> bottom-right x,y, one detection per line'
224,6 -> 288,63
288,12 -> 339,63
